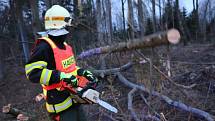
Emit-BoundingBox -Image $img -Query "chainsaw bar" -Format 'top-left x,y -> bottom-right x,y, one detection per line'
96,98 -> 118,113
82,89 -> 118,113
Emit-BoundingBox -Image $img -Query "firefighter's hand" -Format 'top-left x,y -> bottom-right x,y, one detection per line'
77,69 -> 98,86
77,84 -> 93,97
60,72 -> 78,87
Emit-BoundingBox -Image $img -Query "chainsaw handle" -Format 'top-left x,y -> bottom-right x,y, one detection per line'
61,76 -> 96,96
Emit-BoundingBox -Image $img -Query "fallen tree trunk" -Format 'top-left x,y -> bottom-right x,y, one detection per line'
78,29 -> 180,59
116,72 -> 215,121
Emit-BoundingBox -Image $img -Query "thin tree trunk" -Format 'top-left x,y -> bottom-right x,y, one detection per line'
105,0 -> 112,44
127,0 -> 135,39
15,1 -> 30,63
159,0 -> 162,30
0,7 -> 9,80
121,0 -> 126,35
29,0 -> 42,39
203,0 -> 210,42
74,0 -> 79,18
79,0 -> 83,16
96,0 -> 103,45
193,0 -> 196,10
152,0 -> 156,32
175,0 -> 187,45
0,41 -> 3,80
137,0 -> 144,38
44,0 -> 51,8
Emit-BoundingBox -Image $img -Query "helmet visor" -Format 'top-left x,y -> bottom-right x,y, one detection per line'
47,28 -> 69,36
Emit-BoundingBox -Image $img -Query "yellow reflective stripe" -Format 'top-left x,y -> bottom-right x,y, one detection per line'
25,61 -> 47,75
42,85 -> 47,97
46,97 -> 73,113
40,37 -> 57,49
76,66 -> 80,70
70,68 -> 78,76
40,69 -> 52,85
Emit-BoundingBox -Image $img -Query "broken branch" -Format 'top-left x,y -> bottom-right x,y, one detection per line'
116,72 -> 214,121
128,88 -> 140,121
135,51 -> 196,89
92,62 -> 133,77
2,104 -> 35,121
2,104 -> 23,116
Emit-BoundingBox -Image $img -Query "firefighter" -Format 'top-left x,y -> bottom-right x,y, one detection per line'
25,5 -> 97,121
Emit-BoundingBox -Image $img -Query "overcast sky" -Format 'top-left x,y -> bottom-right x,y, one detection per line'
179,0 -> 194,12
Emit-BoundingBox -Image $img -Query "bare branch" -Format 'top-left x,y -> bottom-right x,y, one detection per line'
92,62 -> 133,77
135,51 -> 196,89
116,72 -> 215,121
128,88 -> 140,121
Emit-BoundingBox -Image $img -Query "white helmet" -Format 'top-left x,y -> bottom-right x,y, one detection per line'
44,5 -> 71,36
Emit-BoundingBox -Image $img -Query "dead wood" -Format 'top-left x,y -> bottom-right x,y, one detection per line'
128,88 -> 140,121
3,104 -> 24,116
135,51 -> 196,89
2,104 -> 35,121
128,88 -> 161,121
93,62 -> 133,77
116,72 -> 215,121
78,29 -> 180,59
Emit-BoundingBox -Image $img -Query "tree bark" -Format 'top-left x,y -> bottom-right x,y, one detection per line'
127,0 -> 135,39
44,0 -> 51,8
15,0 -> 30,63
152,0 -> 156,32
137,0 -> 145,38
78,29 -> 180,59
203,0 -> 209,42
96,0 -> 103,45
29,0 -> 42,40
105,0 -> 112,44
158,0 -> 162,30
193,0 -> 196,10
0,41 -> 3,80
175,0 -> 187,45
74,0 -> 80,18
121,0 -> 126,35
196,0 -> 198,12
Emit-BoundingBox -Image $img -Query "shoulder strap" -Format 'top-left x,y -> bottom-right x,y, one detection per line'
38,37 -> 57,49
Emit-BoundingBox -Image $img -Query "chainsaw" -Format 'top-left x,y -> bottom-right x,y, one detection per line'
62,76 -> 118,113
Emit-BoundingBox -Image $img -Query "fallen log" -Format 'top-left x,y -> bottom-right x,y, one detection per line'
116,72 -> 215,121
78,29 -> 180,59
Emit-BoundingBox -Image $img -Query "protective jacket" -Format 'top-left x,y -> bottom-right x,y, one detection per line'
25,36 -> 79,113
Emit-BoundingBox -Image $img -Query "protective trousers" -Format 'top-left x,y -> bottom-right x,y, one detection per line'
50,105 -> 87,121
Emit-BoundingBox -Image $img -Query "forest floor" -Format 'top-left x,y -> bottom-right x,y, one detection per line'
0,43 -> 215,121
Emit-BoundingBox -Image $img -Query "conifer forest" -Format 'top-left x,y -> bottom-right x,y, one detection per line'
0,0 -> 215,121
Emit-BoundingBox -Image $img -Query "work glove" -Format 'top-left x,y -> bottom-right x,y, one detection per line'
77,69 -> 98,87
60,72 -> 78,87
